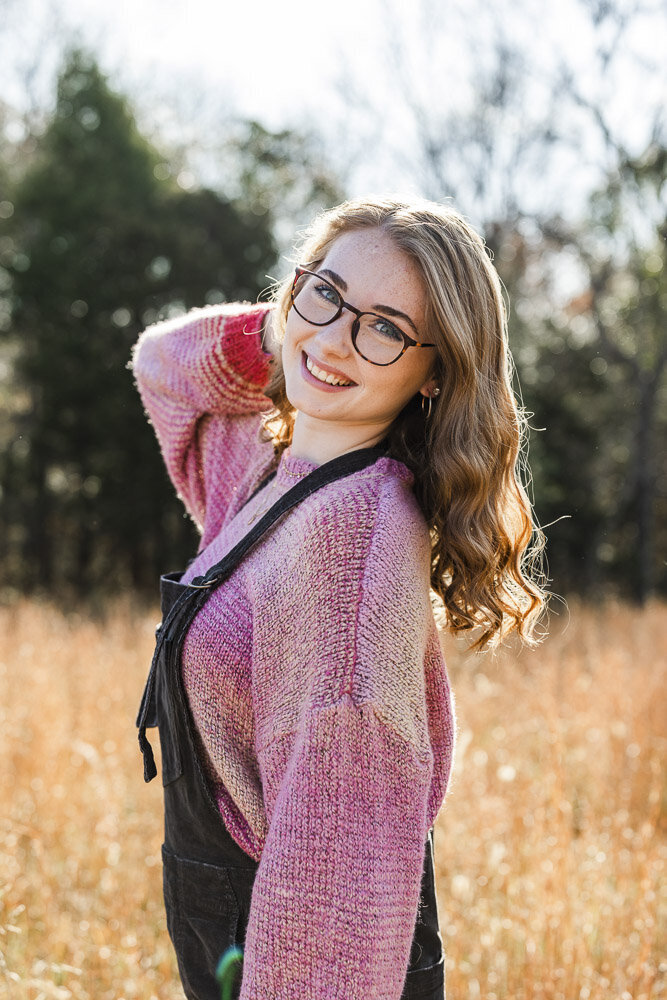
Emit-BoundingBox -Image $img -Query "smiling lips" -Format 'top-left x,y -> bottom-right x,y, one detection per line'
304,352 -> 356,388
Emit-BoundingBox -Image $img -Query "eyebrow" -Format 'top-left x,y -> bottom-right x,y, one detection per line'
319,267 -> 419,335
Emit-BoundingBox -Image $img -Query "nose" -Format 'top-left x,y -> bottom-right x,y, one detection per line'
312,313 -> 355,358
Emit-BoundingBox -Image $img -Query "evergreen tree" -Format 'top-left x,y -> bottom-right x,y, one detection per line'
534,142 -> 667,601
2,49 -> 277,596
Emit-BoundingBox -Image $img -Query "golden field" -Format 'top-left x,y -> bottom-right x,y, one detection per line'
0,598 -> 665,1000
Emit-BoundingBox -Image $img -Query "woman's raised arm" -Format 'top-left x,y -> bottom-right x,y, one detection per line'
131,302 -> 275,538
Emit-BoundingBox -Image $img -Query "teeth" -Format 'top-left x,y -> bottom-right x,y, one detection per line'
305,355 -> 352,386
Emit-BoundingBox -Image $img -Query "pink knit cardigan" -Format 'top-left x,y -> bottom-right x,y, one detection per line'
132,302 -> 456,1000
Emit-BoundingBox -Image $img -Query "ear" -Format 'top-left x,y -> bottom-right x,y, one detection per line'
419,378 -> 440,399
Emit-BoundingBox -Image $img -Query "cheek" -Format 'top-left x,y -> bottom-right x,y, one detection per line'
283,311 -> 309,353
385,362 -> 427,400
281,317 -> 300,361
369,372 -> 418,414
282,312 -> 294,344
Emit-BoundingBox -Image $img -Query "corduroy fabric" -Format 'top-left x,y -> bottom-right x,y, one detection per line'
132,303 -> 456,1000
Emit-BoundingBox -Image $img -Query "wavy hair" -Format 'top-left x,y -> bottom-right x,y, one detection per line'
262,195 -> 547,649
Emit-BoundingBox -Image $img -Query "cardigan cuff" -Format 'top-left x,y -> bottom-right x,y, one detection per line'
220,307 -> 273,388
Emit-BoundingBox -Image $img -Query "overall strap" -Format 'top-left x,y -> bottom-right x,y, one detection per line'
190,445 -> 387,590
138,444 -> 386,781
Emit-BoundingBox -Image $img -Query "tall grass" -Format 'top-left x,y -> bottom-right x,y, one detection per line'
0,598 -> 664,999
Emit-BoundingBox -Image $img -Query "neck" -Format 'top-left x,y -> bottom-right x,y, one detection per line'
290,413 -> 388,466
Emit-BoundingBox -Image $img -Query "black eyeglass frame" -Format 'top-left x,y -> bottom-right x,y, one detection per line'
290,266 -> 436,366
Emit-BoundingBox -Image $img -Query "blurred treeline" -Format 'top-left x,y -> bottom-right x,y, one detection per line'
0,50 -> 341,597
0,10 -> 665,605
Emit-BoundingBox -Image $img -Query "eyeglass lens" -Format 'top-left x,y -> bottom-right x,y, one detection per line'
292,271 -> 406,365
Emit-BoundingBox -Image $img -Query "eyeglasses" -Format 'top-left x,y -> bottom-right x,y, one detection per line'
289,267 -> 436,366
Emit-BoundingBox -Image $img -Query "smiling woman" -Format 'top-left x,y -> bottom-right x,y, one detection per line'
277,228 -> 439,463
131,194 -> 547,1000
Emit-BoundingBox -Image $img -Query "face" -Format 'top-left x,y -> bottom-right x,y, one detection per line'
282,228 -> 438,446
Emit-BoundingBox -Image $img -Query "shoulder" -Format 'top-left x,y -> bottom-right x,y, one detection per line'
327,456 -> 428,547
288,456 -> 430,580
356,458 -> 432,595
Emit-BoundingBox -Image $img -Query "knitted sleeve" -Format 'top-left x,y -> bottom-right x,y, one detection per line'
240,473 -> 453,999
239,700 -> 433,1000
131,303 -> 273,534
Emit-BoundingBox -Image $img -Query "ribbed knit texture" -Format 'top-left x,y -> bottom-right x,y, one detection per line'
132,302 -> 456,1000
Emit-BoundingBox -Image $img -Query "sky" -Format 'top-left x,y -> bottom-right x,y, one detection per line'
5,0 -> 660,118
2,0 -> 665,223
5,0 -> 392,126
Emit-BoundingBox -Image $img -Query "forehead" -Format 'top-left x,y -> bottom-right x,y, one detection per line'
320,229 -> 426,323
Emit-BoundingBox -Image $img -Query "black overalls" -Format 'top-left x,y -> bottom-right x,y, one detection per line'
137,449 -> 446,1000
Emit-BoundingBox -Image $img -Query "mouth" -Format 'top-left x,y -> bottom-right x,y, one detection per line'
301,351 -> 357,390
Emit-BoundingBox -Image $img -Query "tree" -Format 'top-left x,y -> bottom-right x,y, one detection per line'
1,49 -> 277,596
540,142 -> 667,600
335,0 -> 667,600
197,119 -> 345,256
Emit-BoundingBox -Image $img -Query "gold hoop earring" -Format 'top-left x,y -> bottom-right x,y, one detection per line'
421,387 -> 440,420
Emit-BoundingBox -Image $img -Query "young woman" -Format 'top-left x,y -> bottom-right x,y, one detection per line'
133,196 -> 546,1000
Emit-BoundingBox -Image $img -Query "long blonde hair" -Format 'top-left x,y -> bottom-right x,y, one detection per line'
264,195 -> 547,649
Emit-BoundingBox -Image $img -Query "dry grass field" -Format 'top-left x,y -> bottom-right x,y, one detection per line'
0,597 -> 665,999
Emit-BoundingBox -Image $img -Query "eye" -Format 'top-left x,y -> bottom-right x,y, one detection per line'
371,317 -> 404,343
314,281 -> 342,306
